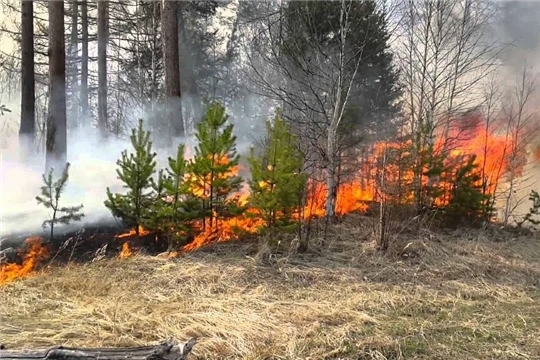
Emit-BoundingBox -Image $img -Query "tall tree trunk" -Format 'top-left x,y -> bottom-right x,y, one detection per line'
97,0 -> 108,137
20,0 -> 35,153
80,0 -> 88,124
178,2 -> 202,130
69,0 -> 79,130
325,135 -> 337,219
163,0 -> 184,139
46,0 -> 67,170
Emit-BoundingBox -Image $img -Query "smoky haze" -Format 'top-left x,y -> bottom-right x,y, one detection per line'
0,94 -> 269,238
492,1 -> 540,74
4,1 -> 540,237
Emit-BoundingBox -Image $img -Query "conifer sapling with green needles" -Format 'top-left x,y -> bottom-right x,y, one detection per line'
145,144 -> 202,248
248,111 -> 306,231
188,102 -> 243,229
36,162 -> 85,241
104,119 -> 157,235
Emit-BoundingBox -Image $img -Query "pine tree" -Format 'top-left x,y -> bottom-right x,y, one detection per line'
36,162 -> 85,240
141,168 -> 167,232
104,119 -> 157,234
165,144 -> 204,223
248,112 -> 306,230
188,102 -> 243,229
517,190 -> 540,228
144,144 -> 203,248
444,155 -> 491,226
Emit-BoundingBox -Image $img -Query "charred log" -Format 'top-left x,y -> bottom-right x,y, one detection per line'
0,339 -> 197,360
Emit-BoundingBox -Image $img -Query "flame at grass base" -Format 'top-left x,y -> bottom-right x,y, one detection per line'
0,237 -> 49,285
182,213 -> 266,252
118,242 -> 133,259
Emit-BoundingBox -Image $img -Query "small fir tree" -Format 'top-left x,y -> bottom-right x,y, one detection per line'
104,119 -> 157,234
248,113 -> 306,230
444,155 -> 491,226
517,190 -> 540,228
144,144 -> 202,248
188,102 -> 243,228
36,162 -> 85,240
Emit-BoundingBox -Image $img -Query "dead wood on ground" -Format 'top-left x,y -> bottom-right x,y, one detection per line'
0,339 -> 197,360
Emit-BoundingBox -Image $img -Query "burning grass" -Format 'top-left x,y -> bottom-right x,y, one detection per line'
0,237 -> 49,285
1,221 -> 539,359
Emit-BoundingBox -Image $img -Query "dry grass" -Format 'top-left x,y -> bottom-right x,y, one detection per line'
1,221 -> 540,359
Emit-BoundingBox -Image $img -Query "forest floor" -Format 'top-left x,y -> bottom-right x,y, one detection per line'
1,217 -> 540,360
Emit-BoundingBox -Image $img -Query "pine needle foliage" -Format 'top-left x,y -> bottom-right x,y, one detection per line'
104,119 -> 157,234
248,112 -> 306,230
36,162 -> 84,240
188,102 -> 243,229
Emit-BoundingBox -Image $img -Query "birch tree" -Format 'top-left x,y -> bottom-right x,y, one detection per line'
394,0 -> 500,212
500,66 -> 539,226
247,0 -> 400,220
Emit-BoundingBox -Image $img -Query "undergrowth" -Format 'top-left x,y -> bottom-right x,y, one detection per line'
1,219 -> 539,360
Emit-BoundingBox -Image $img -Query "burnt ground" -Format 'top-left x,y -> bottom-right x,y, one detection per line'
0,221 -> 170,266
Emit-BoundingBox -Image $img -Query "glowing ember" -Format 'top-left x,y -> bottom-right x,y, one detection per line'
118,242 -> 133,259
0,237 -> 49,285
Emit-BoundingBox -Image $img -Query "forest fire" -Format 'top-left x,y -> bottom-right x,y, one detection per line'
118,242 -> 133,259
116,225 -> 150,238
112,112 -> 523,254
0,112 -> 529,281
0,237 -> 49,285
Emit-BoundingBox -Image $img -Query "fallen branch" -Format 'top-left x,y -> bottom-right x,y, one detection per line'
0,339 -> 197,360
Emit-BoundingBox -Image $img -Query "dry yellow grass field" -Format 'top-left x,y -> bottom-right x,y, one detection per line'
1,221 -> 540,359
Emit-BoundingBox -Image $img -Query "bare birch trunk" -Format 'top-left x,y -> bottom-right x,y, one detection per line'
378,144 -> 388,251
325,129 -> 336,219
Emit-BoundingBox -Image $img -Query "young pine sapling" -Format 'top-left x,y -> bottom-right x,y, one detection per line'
36,162 -> 85,240
188,102 -> 243,229
248,112 -> 306,231
516,190 -> 540,229
104,119 -> 157,235
146,144 -> 202,248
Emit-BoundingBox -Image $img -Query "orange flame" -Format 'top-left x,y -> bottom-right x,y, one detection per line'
118,242 -> 133,259
127,112 -> 523,253
0,237 -> 49,285
116,225 -> 150,238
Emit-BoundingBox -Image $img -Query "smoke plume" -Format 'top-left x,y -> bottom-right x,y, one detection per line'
0,94 -> 269,238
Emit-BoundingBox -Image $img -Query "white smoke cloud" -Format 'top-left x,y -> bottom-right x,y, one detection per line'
0,93 -> 272,238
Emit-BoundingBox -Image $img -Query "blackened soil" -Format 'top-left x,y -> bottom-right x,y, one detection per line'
1,223 -> 169,266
